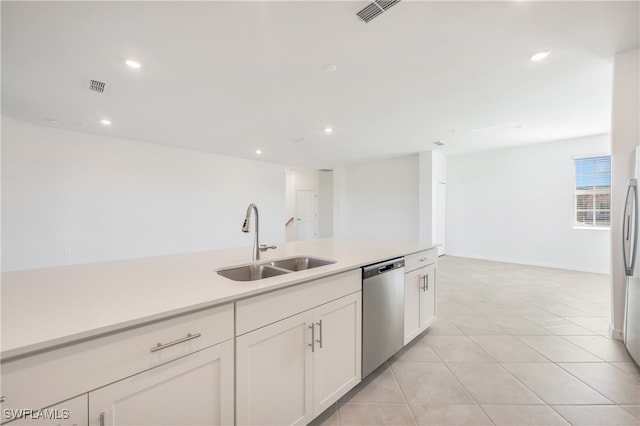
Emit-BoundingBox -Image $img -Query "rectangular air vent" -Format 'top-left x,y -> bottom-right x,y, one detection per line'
376,0 -> 401,11
356,0 -> 401,23
89,79 -> 109,94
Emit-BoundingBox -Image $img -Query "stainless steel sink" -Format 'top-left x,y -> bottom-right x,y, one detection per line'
217,256 -> 336,281
217,264 -> 289,281
269,256 -> 336,271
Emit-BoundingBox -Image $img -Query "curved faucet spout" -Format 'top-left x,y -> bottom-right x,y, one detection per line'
242,203 -> 260,260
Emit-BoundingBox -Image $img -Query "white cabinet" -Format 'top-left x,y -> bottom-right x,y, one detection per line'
1,303 -> 234,426
236,311 -> 313,426
89,339 -> 234,426
404,250 -> 437,345
236,273 -> 361,426
312,294 -> 361,415
3,394 -> 87,426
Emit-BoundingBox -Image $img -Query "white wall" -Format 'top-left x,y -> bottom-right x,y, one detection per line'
336,155 -> 420,242
447,134 -> 611,274
419,151 -> 447,252
611,48 -> 640,338
317,171 -> 334,238
1,117 -> 286,271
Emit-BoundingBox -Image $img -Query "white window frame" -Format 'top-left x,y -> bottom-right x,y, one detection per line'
573,154 -> 611,230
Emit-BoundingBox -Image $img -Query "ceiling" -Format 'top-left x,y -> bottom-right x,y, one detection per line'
2,1 -> 638,169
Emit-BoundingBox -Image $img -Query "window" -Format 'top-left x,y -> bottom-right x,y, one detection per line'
574,155 -> 611,227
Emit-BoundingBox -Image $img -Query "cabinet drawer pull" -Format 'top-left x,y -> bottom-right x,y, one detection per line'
316,320 -> 323,349
99,412 -> 106,426
150,332 -> 202,353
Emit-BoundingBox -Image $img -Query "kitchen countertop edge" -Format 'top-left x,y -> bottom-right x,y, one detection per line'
1,239 -> 437,360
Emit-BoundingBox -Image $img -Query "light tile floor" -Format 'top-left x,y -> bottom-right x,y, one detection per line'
310,256 -> 640,426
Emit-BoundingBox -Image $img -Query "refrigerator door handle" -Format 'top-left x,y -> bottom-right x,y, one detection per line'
623,179 -> 638,276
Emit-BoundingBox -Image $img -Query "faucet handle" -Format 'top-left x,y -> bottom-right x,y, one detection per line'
259,244 -> 277,252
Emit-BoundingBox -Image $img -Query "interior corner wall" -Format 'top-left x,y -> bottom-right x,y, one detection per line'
317,171 -> 334,238
447,134 -> 611,274
419,151 -> 447,249
611,47 -> 640,337
336,155 -> 419,242
1,116 -> 286,271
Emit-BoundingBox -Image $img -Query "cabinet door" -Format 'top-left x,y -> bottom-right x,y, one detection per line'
404,268 -> 423,344
4,394 -> 87,426
313,292 -> 361,415
88,340 -> 234,426
421,263 -> 437,330
236,311 -> 313,426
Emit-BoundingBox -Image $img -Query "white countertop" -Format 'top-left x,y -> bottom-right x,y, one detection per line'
1,238 -> 433,359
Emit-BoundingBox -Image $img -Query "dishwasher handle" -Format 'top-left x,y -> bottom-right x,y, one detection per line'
363,258 -> 405,279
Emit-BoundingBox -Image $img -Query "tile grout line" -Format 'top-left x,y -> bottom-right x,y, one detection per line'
385,360 -> 419,426
422,335 -> 498,425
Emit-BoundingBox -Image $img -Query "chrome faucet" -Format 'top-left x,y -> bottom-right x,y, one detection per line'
242,203 -> 276,261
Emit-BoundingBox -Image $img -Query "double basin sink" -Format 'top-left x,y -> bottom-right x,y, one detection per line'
217,256 -> 336,281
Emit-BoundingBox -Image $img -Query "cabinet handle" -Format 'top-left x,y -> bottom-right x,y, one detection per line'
0,396 -> 5,403
316,320 -> 323,349
150,332 -> 202,353
420,275 -> 426,291
99,412 -> 106,426
426,274 -> 429,291
309,324 -> 315,352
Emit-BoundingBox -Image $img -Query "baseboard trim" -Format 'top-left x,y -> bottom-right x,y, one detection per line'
445,252 -> 610,275
610,325 -> 624,341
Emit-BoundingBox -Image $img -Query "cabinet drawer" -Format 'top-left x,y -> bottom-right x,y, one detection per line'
405,249 -> 437,272
236,269 -> 361,336
1,303 -> 233,420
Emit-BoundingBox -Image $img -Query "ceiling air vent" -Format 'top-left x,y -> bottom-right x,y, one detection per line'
88,79 -> 109,94
356,0 -> 401,23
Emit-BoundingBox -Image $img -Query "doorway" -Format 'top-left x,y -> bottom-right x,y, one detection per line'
285,169 -> 333,242
296,190 -> 318,240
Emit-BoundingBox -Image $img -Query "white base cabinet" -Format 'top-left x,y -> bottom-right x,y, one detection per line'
236,291 -> 361,426
404,250 -> 437,344
89,339 -> 234,426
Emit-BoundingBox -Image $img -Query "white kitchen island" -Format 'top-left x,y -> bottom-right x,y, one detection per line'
1,238 -> 437,426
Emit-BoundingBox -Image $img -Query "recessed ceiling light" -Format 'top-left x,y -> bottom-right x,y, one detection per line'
324,127 -> 333,134
529,50 -> 550,62
125,59 -> 142,69
100,119 -> 112,126
255,149 -> 262,155
433,141 -> 446,146
323,64 -> 337,73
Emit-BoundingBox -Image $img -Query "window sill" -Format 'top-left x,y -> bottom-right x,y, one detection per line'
573,226 -> 610,231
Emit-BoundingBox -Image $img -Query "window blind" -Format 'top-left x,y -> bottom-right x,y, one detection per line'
574,156 -> 611,227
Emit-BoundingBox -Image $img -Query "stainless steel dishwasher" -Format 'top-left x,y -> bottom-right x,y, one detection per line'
362,257 -> 405,378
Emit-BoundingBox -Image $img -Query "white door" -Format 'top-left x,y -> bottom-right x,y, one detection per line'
403,268 -> 423,345
89,340 -> 234,426
296,190 -> 318,241
313,292 -> 362,415
236,311 -> 314,426
436,182 -> 446,256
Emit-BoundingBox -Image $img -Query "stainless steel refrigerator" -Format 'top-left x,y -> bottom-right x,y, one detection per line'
622,148 -> 640,365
